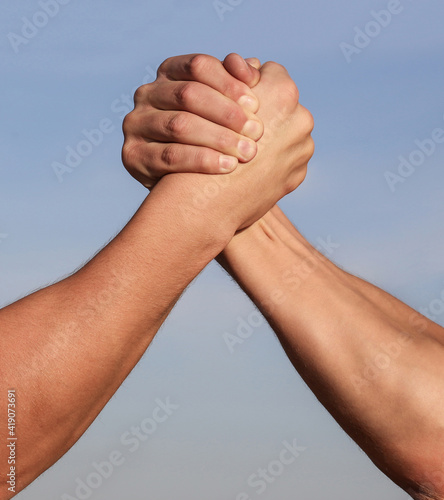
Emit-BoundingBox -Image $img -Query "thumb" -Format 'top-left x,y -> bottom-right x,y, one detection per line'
245,57 -> 261,70
223,53 -> 261,89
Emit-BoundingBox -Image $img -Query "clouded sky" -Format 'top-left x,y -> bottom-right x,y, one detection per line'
1,1 -> 444,499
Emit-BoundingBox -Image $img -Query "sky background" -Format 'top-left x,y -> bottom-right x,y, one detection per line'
1,0 -> 444,499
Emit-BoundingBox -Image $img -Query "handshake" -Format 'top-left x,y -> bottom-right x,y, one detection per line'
1,53 -> 443,500
122,53 -> 314,231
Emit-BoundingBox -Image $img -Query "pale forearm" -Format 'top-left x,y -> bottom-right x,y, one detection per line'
219,207 -> 444,499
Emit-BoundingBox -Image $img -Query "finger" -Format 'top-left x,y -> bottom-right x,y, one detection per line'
223,53 -> 261,88
145,81 -> 263,141
141,110 -> 258,162
252,62 -> 299,111
157,54 -> 259,113
257,61 -> 293,86
126,142 -> 240,188
245,57 -> 261,70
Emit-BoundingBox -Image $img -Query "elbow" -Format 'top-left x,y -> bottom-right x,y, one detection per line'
407,485 -> 444,500
382,428 -> 444,500
396,341 -> 444,499
400,458 -> 444,500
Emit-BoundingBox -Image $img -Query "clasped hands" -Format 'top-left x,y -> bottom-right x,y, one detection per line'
3,53 -> 440,500
122,53 -> 314,233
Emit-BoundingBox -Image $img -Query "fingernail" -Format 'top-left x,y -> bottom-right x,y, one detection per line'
237,95 -> 259,113
219,155 -> 238,172
238,140 -> 256,161
241,119 -> 263,141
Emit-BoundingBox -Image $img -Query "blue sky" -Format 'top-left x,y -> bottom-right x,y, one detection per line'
1,0 -> 444,499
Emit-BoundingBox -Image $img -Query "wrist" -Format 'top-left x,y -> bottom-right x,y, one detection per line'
218,208 -> 347,301
150,174 -> 238,255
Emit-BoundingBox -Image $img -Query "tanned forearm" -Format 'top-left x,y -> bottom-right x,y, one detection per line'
218,206 -> 444,500
0,172 -> 252,499
0,59 -> 311,498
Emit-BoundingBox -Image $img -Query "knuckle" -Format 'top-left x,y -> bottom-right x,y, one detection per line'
281,80 -> 300,106
300,106 -> 315,134
222,103 -> 244,127
194,148 -> 214,172
121,141 -> 138,171
164,113 -> 191,138
284,167 -> 308,195
186,54 -> 215,78
220,79 -> 243,99
121,112 -> 133,136
299,165 -> 309,185
214,130 -> 233,152
133,83 -> 153,104
267,61 -> 285,72
122,110 -> 146,139
157,57 -> 173,76
174,82 -> 198,108
307,112 -> 315,134
122,142 -> 160,189
283,177 -> 296,196
306,136 -> 315,159
161,144 -> 181,167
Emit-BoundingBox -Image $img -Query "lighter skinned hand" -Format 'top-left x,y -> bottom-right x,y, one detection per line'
226,60 -> 314,228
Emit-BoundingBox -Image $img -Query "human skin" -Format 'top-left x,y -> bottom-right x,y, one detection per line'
125,53 -> 444,500
0,56 -> 314,499
218,207 -> 444,500
122,53 -> 264,189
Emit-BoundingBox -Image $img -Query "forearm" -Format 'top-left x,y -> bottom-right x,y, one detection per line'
0,173 -> 239,498
218,206 -> 444,500
0,72 -> 306,495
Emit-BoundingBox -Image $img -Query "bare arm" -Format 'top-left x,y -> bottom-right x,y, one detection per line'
0,178 -> 235,498
118,53 -> 444,500
218,206 -> 444,500
0,56 -> 311,499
